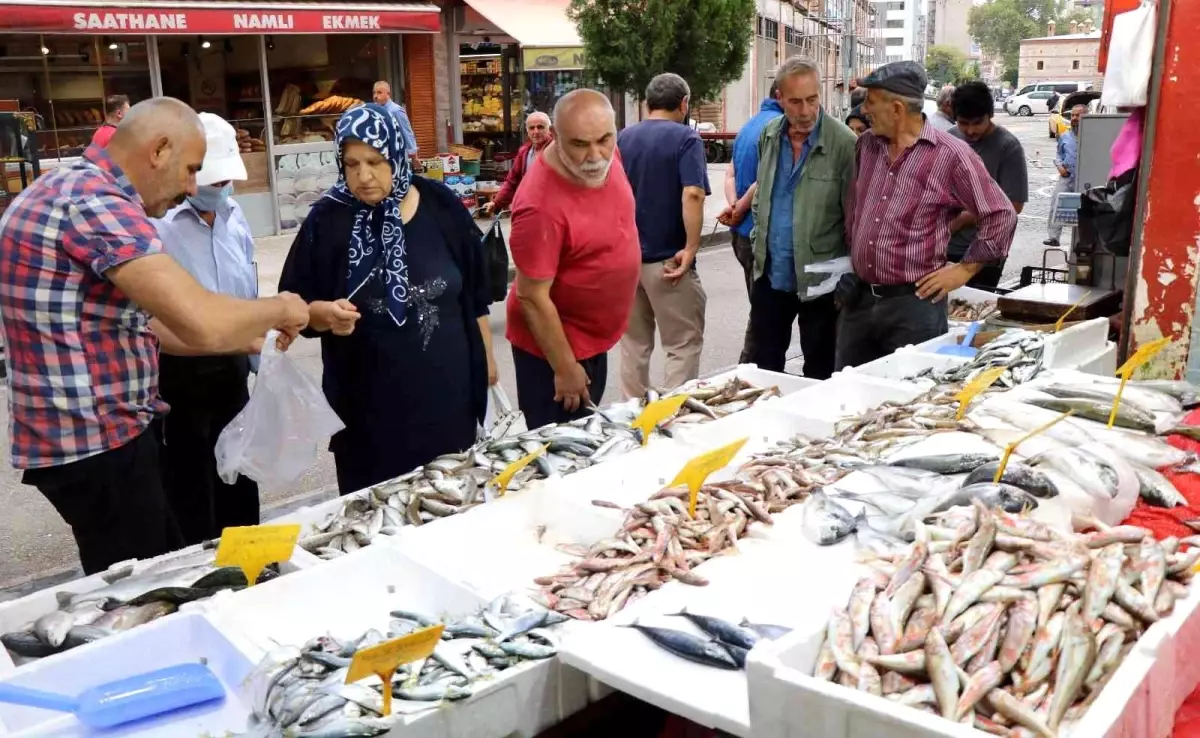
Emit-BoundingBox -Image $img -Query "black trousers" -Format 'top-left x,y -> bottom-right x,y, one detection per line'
747,277 -> 838,380
947,248 -> 1004,291
512,345 -> 607,429
835,289 -> 949,370
730,232 -> 756,364
23,429 -> 185,575
156,354 -> 260,545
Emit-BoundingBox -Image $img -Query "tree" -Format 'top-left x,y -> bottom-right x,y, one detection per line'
969,0 -> 1060,85
568,0 -> 756,103
1058,6 -> 1097,31
925,44 -> 969,86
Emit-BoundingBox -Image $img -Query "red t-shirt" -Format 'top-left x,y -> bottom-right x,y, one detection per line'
90,124 -> 117,148
505,155 -> 641,361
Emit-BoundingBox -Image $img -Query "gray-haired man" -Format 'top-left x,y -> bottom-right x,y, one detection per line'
930,85 -> 956,132
617,72 -> 710,398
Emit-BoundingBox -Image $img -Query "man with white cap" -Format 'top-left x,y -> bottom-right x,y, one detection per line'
151,113 -> 263,544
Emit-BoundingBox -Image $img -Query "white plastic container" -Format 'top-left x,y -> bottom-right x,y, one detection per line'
0,612 -> 256,737
747,614 -> 1159,738
1044,318 -> 1111,369
774,374 -> 927,424
675,365 -> 818,398
840,348 -> 969,384
1065,340 -> 1118,375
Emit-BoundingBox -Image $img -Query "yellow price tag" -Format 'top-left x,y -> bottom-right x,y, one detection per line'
954,366 -> 1007,420
668,438 -> 749,517
214,524 -> 300,587
993,410 -> 1073,483
630,394 -> 690,445
1109,337 -> 1171,427
346,624 -> 445,716
491,443 -> 547,496
1054,290 -> 1092,332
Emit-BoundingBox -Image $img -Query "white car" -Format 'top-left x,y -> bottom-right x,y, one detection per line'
1004,89 -> 1056,116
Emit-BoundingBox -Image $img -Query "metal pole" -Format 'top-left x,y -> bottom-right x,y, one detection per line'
256,34 -> 281,237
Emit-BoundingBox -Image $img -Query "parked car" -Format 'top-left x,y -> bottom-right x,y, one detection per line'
1048,89 -> 1104,138
1005,81 -> 1095,116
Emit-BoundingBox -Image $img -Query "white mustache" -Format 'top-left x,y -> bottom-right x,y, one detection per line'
580,158 -> 611,175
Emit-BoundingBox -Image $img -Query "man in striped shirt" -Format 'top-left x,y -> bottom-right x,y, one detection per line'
835,62 -> 1017,369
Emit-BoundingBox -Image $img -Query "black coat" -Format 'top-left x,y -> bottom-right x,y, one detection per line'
278,177 -> 491,427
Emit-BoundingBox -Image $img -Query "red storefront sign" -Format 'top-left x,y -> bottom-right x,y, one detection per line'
0,5 -> 441,34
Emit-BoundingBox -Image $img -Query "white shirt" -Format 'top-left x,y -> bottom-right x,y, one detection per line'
153,199 -> 258,301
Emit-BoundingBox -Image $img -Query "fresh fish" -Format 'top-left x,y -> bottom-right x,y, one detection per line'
933,483 -> 1038,514
32,609 -> 74,649
998,597 -> 1038,673
925,628 -> 959,720
739,619 -> 791,641
623,621 -> 739,670
988,688 -> 1055,738
1025,395 -> 1159,433
1047,611 -> 1097,730
956,660 -> 1004,720
1133,464 -> 1188,508
802,489 -> 863,546
963,461 -> 1058,498
1081,543 -> 1125,627
890,452 -> 998,475
1030,447 -> 1120,500
668,609 -> 759,650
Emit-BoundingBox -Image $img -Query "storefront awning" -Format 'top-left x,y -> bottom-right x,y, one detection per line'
0,0 -> 440,35
461,0 -> 580,47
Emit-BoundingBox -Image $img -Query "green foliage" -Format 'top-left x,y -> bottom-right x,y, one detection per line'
969,0 -> 1061,84
925,44 -> 969,86
568,0 -> 756,102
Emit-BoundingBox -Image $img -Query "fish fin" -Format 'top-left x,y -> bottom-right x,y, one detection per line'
54,592 -> 73,609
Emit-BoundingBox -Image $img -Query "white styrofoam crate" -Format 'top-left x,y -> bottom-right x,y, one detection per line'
665,367 -> 820,447
1065,340 -> 1118,376
773,374 -> 927,425
674,364 -> 819,398
838,347 -> 968,384
0,612 -> 255,737
747,610 -> 1160,738
205,543 -> 590,738
1044,317 -> 1111,370
0,545 -> 314,678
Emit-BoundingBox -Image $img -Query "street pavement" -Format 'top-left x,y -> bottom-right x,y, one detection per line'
0,115 -> 1067,592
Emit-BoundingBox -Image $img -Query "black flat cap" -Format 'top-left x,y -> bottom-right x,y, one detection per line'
858,61 -> 928,99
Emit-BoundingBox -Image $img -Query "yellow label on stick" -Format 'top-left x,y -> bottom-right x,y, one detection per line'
1109,337 -> 1171,427
668,438 -> 749,517
954,366 -> 1007,420
491,444 -> 547,496
346,624 -> 445,716
993,410 -> 1074,483
630,394 -> 690,445
214,524 -> 300,587
1054,290 -> 1091,333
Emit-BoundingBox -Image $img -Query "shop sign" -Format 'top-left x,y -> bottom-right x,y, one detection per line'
0,6 -> 441,34
522,46 -> 585,71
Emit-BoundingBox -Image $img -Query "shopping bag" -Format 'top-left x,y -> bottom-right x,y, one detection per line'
1101,1 -> 1156,108
481,384 -> 526,441
1078,169 -> 1137,257
484,216 -> 509,304
215,331 -> 345,488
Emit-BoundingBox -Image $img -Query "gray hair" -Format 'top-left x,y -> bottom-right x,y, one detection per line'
526,110 -> 551,127
936,85 -> 955,106
645,73 -> 690,113
877,89 -> 924,114
775,56 -> 821,87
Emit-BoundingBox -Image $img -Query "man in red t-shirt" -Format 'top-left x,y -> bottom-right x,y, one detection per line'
506,89 -> 641,428
89,94 -> 130,149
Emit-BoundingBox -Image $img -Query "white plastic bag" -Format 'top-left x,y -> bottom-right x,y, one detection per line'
1101,1 -> 1156,108
481,384 -> 525,440
215,331 -> 345,488
805,256 -> 853,298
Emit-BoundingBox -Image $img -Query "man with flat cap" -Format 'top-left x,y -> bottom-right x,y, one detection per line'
836,61 -> 1016,369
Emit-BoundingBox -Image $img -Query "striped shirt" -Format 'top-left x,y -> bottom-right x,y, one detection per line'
0,145 -> 165,469
850,120 -> 1017,285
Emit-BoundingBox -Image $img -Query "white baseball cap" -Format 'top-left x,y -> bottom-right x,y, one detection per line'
195,112 -> 248,187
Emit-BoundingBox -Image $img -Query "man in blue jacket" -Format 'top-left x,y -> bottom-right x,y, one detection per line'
719,82 -> 782,362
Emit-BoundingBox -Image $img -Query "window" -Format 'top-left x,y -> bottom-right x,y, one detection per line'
764,18 -> 779,40
885,37 -> 904,47
885,2 -> 905,9
1036,61 -> 1044,70
1017,85 -> 1034,95
784,26 -> 796,45
756,15 -> 763,37
1072,60 -> 1080,69
887,54 -> 903,62
886,19 -> 904,28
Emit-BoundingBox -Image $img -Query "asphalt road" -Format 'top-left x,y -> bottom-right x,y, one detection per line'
0,115 -> 1065,592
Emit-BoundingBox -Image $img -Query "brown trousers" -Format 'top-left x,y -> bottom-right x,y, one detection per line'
619,261 -> 707,398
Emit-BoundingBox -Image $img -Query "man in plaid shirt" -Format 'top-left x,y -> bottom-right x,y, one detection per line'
0,98 -> 309,574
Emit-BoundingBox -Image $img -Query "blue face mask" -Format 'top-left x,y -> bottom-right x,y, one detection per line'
187,183 -> 233,213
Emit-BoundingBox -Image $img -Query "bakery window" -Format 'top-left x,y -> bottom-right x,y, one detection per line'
0,34 -> 152,164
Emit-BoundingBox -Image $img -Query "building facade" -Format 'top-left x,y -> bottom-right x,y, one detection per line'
874,0 -> 923,63
1017,30 -> 1102,89
929,0 -> 974,58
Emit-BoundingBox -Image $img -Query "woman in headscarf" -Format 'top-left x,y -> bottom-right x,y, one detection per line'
279,104 -> 497,494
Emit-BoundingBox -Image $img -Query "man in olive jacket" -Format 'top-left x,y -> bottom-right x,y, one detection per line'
746,57 -> 856,379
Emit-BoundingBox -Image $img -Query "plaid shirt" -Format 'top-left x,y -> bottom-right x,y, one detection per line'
0,145 -> 165,469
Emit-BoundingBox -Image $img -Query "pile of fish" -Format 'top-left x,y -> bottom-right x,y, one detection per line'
1,552 -> 278,664
910,329 -> 1047,388
236,593 -> 564,737
535,480 -> 806,622
623,610 -> 792,670
812,501 -> 1197,736
949,298 -> 998,323
661,376 -> 782,429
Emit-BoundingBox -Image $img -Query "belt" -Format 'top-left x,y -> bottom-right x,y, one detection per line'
866,283 -> 918,299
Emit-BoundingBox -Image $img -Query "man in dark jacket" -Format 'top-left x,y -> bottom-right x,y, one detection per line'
483,111 -> 552,215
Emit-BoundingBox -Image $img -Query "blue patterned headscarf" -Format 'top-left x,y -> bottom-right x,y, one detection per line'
325,103 -> 412,327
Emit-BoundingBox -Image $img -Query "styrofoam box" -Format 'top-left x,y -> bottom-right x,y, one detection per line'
665,366 -> 820,447
773,374 -> 927,425
558,539 -> 859,737
950,286 -> 998,307
0,612 -> 255,737
0,545 -> 315,678
1066,340 -> 1117,376
205,543 -> 591,738
1044,317 -> 1110,369
838,347 -> 968,384
746,612 -> 1160,738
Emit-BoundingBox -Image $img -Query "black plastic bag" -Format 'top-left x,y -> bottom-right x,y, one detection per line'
483,216 -> 509,304
1078,168 -> 1137,257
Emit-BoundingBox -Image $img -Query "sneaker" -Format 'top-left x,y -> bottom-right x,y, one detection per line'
1043,238 -> 1059,246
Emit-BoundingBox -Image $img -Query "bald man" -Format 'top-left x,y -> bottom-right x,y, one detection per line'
506,89 -> 641,427
0,96 -> 310,574
483,111 -> 553,216
373,81 -> 419,162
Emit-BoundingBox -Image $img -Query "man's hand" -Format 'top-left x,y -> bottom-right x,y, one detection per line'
487,353 -> 499,386
717,205 -> 745,228
312,298 -> 361,336
662,250 -> 696,285
1058,164 -> 1070,178
273,292 -> 310,337
554,361 -> 591,412
482,201 -> 496,216
916,263 -> 977,303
